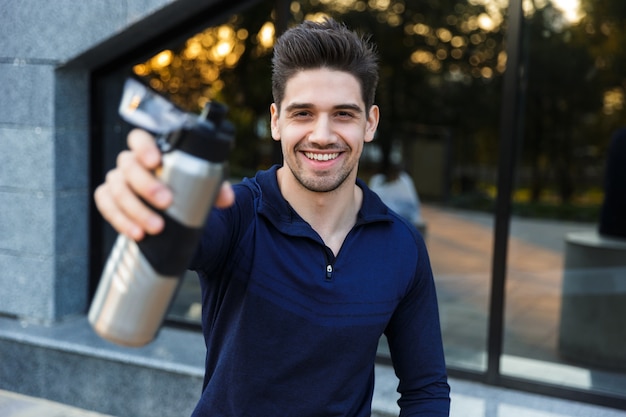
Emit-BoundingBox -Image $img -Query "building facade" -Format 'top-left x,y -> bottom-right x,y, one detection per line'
1,0 -> 626,415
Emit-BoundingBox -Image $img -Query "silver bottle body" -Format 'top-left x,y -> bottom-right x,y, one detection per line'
88,150 -> 224,347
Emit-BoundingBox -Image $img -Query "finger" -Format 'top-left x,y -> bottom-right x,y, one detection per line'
128,128 -> 162,169
215,181 -> 235,208
94,180 -> 146,240
105,167 -> 165,236
117,149 -> 172,210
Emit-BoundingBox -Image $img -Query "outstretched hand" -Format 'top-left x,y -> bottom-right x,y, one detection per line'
94,128 -> 235,241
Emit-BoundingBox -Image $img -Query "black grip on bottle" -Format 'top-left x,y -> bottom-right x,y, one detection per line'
175,120 -> 233,163
137,212 -> 202,277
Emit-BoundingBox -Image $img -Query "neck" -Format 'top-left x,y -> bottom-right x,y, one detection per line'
277,167 -> 362,255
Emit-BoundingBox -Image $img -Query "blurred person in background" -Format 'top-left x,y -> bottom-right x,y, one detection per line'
369,159 -> 426,235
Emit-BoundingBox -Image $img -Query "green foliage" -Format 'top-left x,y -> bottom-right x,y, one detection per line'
512,202 -> 600,223
134,0 -> 625,221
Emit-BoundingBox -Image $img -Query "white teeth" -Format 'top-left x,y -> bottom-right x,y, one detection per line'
304,152 -> 339,161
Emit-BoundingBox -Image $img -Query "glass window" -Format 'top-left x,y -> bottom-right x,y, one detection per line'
502,0 -> 626,399
107,5 -> 508,365
95,0 -> 504,370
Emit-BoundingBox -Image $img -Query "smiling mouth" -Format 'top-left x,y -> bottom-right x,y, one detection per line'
304,152 -> 340,161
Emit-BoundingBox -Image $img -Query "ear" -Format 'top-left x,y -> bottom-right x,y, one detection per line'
270,103 -> 280,141
364,105 -> 379,143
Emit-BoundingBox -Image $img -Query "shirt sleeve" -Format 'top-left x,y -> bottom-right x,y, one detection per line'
384,234 -> 451,416
188,182 -> 254,275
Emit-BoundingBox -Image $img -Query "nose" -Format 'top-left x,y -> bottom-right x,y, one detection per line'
309,114 -> 337,146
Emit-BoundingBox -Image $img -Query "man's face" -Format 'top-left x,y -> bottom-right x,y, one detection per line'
270,68 -> 379,193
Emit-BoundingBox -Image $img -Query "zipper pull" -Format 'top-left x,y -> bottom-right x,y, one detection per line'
326,264 -> 333,281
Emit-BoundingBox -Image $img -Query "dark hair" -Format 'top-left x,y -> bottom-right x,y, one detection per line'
271,18 -> 379,111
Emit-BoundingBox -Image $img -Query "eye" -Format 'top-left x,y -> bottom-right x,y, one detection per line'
291,110 -> 312,119
335,110 -> 356,119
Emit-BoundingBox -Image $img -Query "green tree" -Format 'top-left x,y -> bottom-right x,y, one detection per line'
521,0 -> 626,204
136,0 -> 626,212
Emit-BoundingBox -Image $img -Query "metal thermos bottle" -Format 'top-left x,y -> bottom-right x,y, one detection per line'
88,99 -> 233,347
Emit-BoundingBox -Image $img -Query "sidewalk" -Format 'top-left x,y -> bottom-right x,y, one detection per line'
0,389 -> 114,417
3,378 -> 626,417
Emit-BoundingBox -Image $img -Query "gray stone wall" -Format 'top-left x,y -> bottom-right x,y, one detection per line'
0,0 -> 176,322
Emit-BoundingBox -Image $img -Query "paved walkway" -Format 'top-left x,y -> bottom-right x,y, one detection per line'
0,389 -> 114,417
422,205 -> 626,386
3,378 -> 626,417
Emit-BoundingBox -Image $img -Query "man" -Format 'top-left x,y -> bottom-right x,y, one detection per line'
95,18 -> 450,416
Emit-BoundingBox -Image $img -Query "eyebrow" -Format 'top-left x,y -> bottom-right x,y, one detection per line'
284,102 -> 364,113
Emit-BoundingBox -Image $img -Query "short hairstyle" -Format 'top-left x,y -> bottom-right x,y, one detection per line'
271,18 -> 379,111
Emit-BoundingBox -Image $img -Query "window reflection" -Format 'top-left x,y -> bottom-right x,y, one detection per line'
427,205 -> 493,371
503,0 -> 626,400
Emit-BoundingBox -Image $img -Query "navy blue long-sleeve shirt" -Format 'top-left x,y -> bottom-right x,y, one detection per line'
189,165 -> 450,416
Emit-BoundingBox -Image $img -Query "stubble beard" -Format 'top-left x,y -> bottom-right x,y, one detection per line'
286,150 -> 354,193
292,165 -> 353,193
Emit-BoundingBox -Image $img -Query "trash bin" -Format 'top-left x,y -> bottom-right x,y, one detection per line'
558,231 -> 626,370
